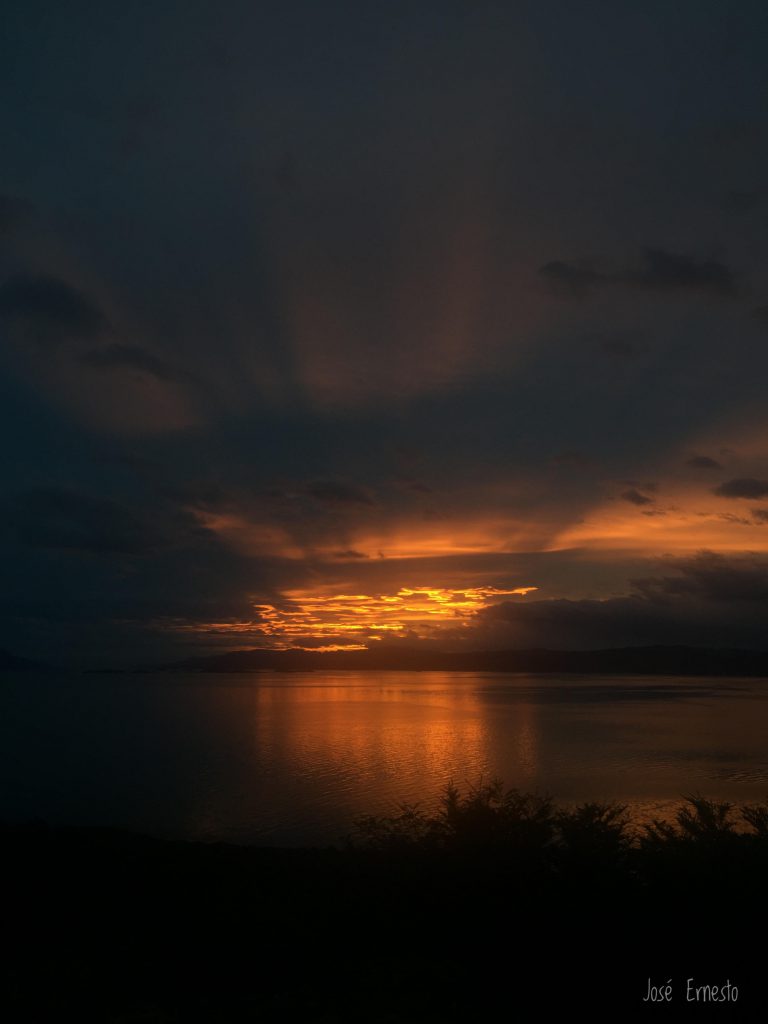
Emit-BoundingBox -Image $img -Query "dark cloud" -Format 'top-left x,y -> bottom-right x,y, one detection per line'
621,488 -> 654,506
721,189 -> 767,214
752,509 -> 768,524
538,261 -> 606,293
394,477 -> 433,495
470,553 -> 768,650
622,480 -> 658,492
539,248 -> 735,297
331,549 -> 369,560
305,481 -> 375,506
96,451 -> 163,473
475,594 -> 666,648
276,152 -> 297,192
596,337 -> 637,358
714,478 -> 768,499
0,195 -> 34,234
0,274 -> 108,343
551,451 -> 591,468
160,481 -> 231,510
2,2 -> 768,665
6,487 -> 158,555
632,551 -> 768,604
687,455 -> 722,470
80,344 -> 180,382
710,511 -> 753,526
629,248 -> 735,294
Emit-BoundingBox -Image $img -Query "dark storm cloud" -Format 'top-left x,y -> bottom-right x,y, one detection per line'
331,549 -> 369,560
714,478 -> 768,499
539,248 -> 735,297
629,248 -> 735,294
0,195 -> 34,234
2,0 -> 768,665
539,261 -> 607,294
632,551 -> 768,604
7,487 -> 158,555
0,274 -> 108,343
471,553 -> 768,650
476,594 -> 668,647
276,151 -> 297,192
753,509 -> 768,523
395,478 -> 433,495
80,344 -> 181,382
621,488 -> 654,506
96,451 -> 163,474
721,188 -> 767,214
550,451 -> 592,468
160,480 -> 231,510
595,337 -> 638,358
305,481 -> 375,506
687,455 -> 722,470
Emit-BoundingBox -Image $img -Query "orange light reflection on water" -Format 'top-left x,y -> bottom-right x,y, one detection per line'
249,674 -> 541,818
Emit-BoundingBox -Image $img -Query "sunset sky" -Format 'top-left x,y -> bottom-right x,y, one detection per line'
3,1 -> 768,664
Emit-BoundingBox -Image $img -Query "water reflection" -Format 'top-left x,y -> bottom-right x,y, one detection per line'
1,670 -> 767,844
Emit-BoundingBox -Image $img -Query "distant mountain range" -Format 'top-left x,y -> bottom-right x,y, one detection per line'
159,645 -> 768,677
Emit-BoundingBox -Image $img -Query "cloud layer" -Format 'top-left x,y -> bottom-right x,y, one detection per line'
2,1 -> 768,663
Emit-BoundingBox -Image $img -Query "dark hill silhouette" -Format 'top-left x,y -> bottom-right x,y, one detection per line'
160,644 -> 768,676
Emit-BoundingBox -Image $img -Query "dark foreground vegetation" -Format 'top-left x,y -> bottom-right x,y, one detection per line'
5,782 -> 768,1022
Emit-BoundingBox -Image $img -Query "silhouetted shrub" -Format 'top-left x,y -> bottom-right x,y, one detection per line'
350,778 -> 558,860
556,801 -> 631,879
740,801 -> 768,838
5,787 -> 768,1022
641,795 -> 742,854
351,781 -> 768,882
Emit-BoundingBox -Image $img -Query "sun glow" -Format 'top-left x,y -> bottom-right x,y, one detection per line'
164,584 -> 537,648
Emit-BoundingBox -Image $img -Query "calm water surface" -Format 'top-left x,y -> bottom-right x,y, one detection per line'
2,670 -> 767,845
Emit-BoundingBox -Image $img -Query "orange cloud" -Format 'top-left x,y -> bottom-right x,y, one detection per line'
550,481 -> 768,555
164,584 -> 537,648
193,505 -> 565,561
